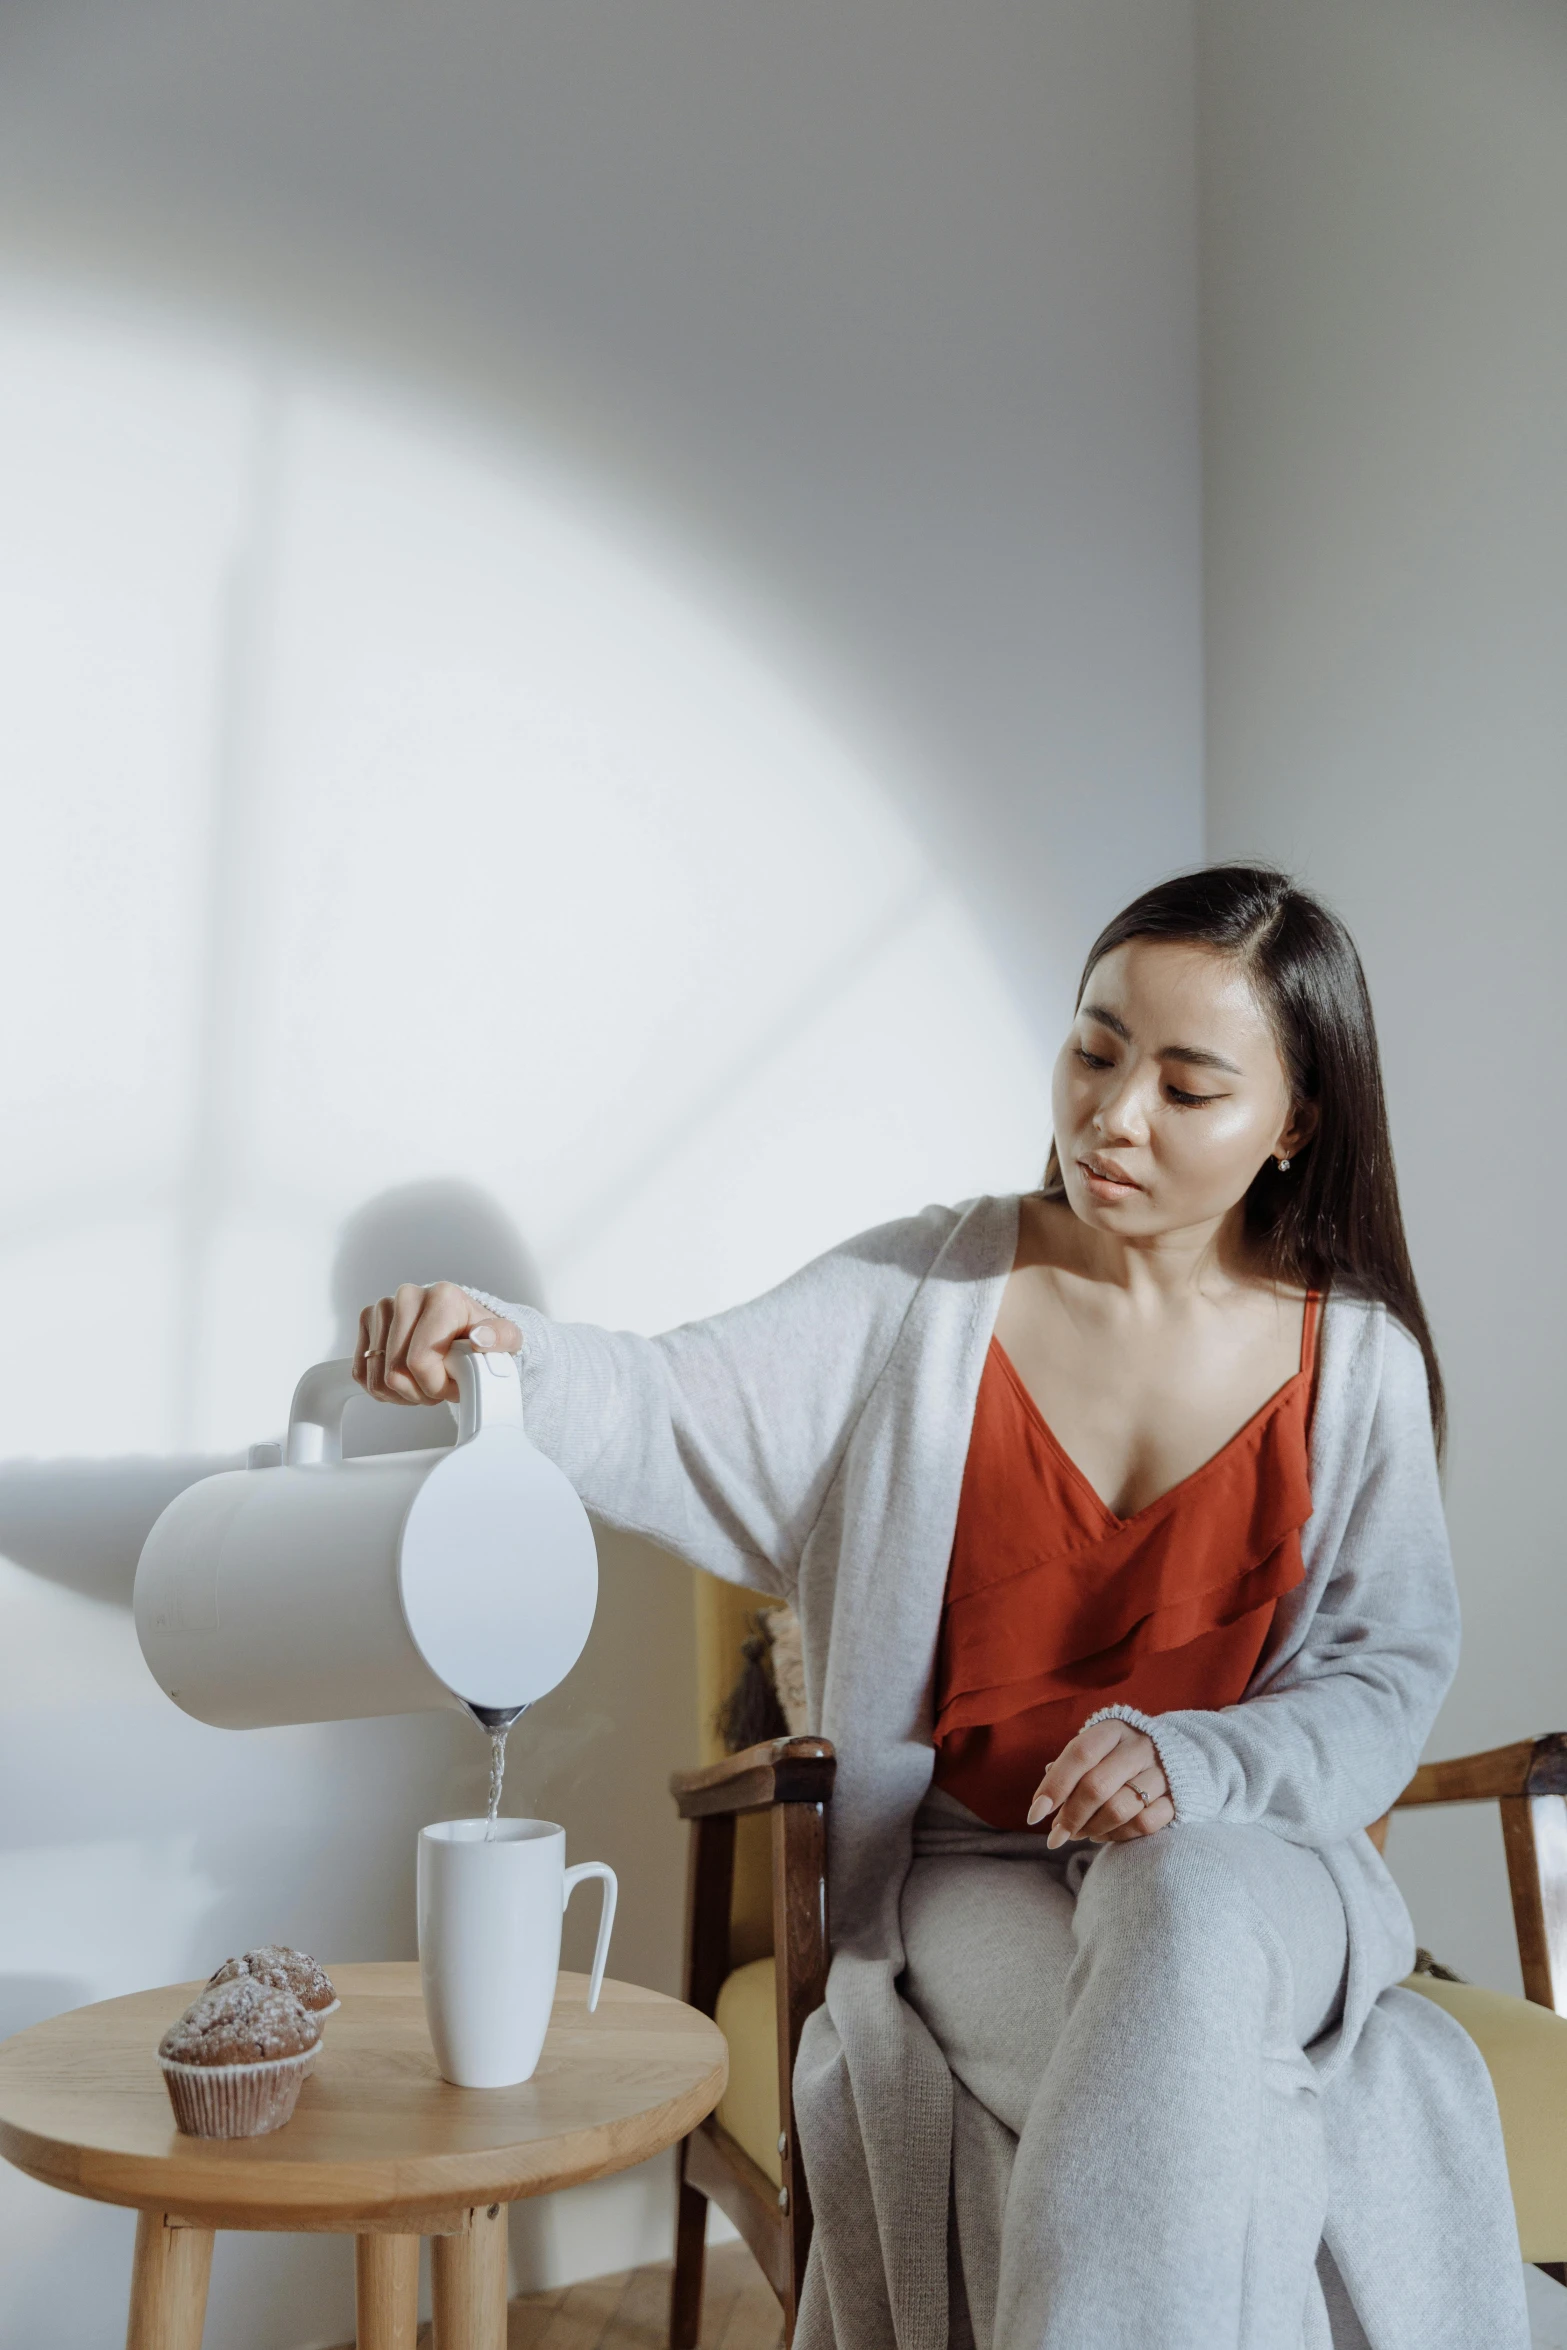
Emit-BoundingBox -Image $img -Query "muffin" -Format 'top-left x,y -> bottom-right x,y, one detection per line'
158,1977 -> 320,2138
208,1946 -> 339,2020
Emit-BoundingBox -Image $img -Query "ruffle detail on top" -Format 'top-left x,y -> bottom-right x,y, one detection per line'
931,1304 -> 1319,1829
935,1430 -> 1309,1738
935,1538 -> 1305,1734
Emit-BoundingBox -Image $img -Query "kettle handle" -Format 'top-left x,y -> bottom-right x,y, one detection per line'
284,1346 -> 524,1465
450,1342 -> 525,1441
285,1359 -> 360,1465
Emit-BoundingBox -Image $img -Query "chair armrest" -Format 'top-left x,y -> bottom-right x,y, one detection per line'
1396,1734 -> 1567,1808
670,1736 -> 836,1820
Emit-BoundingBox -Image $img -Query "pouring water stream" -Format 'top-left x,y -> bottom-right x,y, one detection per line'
463,1699 -> 528,1838
486,1727 -> 509,1836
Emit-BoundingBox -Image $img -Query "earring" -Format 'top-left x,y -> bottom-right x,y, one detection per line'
1277,1156 -> 1292,1173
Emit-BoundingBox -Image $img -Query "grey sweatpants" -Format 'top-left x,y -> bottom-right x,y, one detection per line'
901,1797 -> 1356,2350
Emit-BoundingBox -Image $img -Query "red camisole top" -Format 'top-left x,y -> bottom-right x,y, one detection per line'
932,1295 -> 1321,1830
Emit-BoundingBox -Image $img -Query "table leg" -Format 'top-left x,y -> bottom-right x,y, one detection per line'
356,2234 -> 420,2350
126,2213 -> 214,2350
431,2204 -> 508,2350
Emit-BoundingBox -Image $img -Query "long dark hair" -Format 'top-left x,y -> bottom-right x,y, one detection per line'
1042,864 -> 1445,1454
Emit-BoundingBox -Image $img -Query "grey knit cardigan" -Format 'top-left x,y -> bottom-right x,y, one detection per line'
476,1194 -> 1527,2350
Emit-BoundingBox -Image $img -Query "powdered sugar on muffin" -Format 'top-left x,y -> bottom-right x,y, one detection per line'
160,1976 -> 320,2066
208,1946 -> 337,2016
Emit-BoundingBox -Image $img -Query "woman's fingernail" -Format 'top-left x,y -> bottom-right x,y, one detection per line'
470,1325 -> 497,1350
1046,1822 -> 1066,1850
1026,1795 -> 1054,1826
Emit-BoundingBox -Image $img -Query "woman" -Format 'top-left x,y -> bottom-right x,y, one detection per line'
357,866 -> 1525,2350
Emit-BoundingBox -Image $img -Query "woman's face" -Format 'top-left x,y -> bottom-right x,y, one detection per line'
1050,938 -> 1312,1240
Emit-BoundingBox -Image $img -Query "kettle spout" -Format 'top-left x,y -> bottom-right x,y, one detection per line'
460,1699 -> 529,1733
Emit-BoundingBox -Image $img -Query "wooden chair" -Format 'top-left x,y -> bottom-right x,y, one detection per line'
669,1732 -> 834,2345
671,1613 -> 1567,2338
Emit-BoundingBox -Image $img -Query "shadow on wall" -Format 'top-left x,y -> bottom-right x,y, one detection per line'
0,1168 -> 698,1999
0,1173 -> 699,2325
0,1178 -> 546,1608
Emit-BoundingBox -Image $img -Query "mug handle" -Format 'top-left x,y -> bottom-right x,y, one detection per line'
563,1861 -> 618,2014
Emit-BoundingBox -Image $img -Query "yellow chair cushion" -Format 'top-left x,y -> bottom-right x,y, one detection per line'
1404,1974 -> 1567,2260
714,1957 -> 782,2187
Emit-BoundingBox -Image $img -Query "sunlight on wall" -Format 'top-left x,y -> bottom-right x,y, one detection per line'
0,284 -> 1047,1464
0,281 -> 1050,2346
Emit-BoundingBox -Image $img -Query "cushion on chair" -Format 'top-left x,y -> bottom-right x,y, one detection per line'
1403,1974 -> 1567,2260
714,1957 -> 782,2187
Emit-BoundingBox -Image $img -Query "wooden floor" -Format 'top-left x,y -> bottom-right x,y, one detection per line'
505,2241 -> 782,2350
328,2239 -> 783,2350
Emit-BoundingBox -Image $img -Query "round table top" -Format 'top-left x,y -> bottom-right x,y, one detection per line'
0,1964 -> 726,2232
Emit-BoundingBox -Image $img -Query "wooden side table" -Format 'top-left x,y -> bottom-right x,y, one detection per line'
0,1962 -> 726,2350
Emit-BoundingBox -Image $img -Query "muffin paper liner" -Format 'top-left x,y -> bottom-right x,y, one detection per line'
159,2046 -> 315,2138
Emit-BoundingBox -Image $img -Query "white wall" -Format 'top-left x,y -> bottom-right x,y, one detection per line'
0,0 -> 1204,1035
0,11 -> 1204,2344
1199,0 -> 1567,1991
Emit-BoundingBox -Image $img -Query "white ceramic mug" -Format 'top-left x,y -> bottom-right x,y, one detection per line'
417,1818 -> 617,2088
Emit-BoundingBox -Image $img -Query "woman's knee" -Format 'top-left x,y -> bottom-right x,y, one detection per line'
1072,1824 -> 1347,2041
1074,1823 -> 1274,1962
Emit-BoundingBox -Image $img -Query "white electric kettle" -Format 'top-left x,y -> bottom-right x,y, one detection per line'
134,1345 -> 597,1731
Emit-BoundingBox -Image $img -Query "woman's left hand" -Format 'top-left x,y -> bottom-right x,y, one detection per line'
1026,1720 -> 1173,1847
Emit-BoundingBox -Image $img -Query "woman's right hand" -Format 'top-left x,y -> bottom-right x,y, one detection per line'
354,1283 -> 524,1407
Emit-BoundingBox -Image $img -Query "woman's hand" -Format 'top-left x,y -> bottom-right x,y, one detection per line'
355,1282 -> 523,1407
1026,1719 -> 1173,1847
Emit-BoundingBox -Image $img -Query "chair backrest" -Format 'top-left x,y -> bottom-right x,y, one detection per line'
692,1569 -> 781,1966
1390,1736 -> 1567,2014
